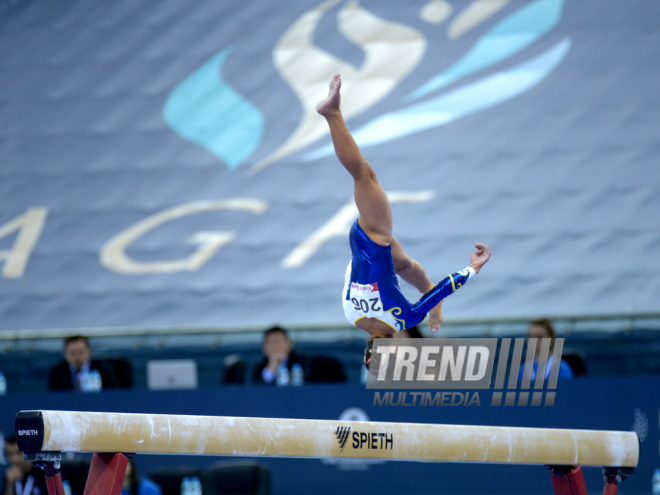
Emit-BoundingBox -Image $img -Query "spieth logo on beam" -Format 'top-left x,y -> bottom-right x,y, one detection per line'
333,426 -> 394,453
17,430 -> 39,436
366,338 -> 565,407
334,427 -> 351,451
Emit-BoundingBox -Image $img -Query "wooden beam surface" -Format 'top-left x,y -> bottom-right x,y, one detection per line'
15,410 -> 639,468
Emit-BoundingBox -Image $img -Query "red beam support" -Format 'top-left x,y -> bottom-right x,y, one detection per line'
44,467 -> 66,495
602,474 -> 619,495
550,466 -> 589,495
82,453 -> 129,495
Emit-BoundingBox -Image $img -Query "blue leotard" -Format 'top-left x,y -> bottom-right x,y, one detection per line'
342,220 -> 475,331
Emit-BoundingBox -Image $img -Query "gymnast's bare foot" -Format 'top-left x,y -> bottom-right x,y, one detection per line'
316,74 -> 341,117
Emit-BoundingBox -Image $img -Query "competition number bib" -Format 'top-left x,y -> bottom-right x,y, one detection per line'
348,281 -> 384,318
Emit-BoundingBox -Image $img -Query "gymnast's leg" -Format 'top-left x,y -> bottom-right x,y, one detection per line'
316,74 -> 393,247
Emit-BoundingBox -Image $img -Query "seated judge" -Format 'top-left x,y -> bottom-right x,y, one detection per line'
48,335 -> 118,391
251,327 -> 306,385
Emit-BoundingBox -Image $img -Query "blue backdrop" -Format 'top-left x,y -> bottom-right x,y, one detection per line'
1,0 -> 659,332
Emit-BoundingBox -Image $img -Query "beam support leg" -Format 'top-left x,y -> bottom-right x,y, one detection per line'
44,464 -> 66,495
83,453 -> 129,495
601,468 -> 631,495
549,466 -> 589,495
602,474 -> 618,495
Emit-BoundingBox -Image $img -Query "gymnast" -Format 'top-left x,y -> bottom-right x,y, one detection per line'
316,74 -> 491,364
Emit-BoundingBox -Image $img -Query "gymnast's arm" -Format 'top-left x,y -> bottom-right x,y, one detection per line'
391,237 -> 436,295
406,243 -> 491,328
391,237 -> 446,331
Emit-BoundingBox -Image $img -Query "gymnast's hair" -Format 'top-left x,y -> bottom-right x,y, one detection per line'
364,336 -> 376,369
364,325 -> 423,368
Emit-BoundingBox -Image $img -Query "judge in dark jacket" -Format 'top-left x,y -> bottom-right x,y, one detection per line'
48,335 -> 118,391
251,327 -> 306,385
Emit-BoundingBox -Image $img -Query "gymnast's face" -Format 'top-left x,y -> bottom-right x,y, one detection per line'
64,339 -> 91,370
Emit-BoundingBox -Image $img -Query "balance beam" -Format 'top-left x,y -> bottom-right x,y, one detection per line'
15,410 -> 638,468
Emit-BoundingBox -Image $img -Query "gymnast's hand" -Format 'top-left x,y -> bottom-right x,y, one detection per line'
470,243 -> 491,273
428,303 -> 444,333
